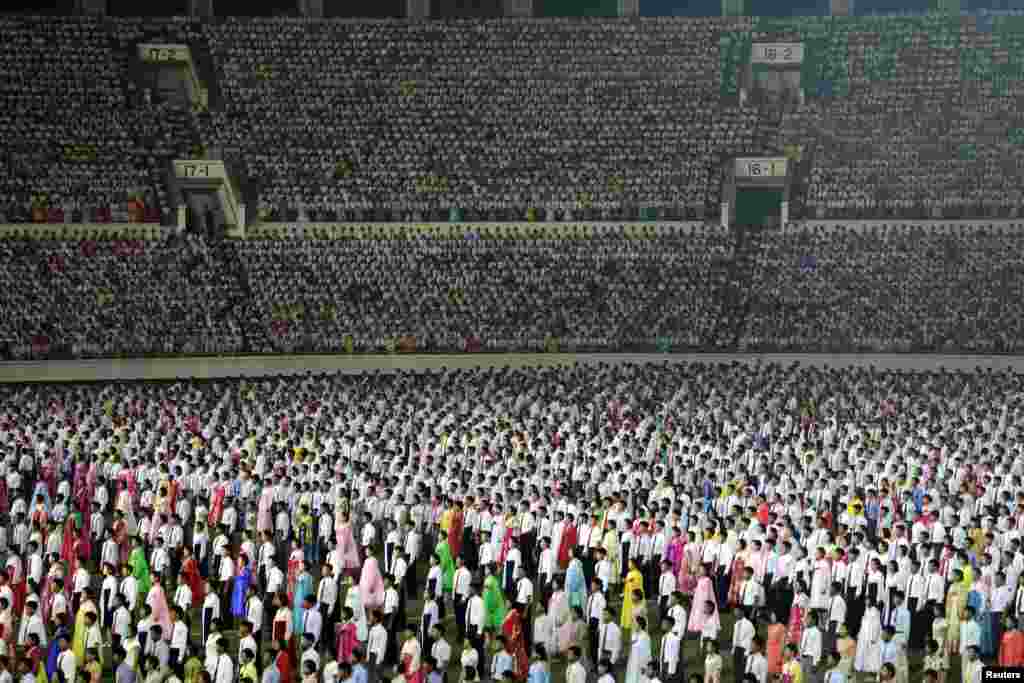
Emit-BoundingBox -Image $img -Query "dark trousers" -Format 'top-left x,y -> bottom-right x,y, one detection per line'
588,617 -> 600,664
454,595 -> 467,641
732,647 -> 747,683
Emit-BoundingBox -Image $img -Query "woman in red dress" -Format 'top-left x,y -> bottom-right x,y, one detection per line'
502,605 -> 530,680
180,547 -> 205,604
726,540 -> 749,608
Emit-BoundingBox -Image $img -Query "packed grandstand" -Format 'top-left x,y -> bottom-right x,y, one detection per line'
5,14 -> 1024,359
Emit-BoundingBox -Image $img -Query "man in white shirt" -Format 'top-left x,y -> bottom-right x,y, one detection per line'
18,601 -> 46,648
367,610 -> 388,672
170,607 -> 190,673
210,640 -> 233,683
799,613 -> 823,679
565,647 -> 587,683
301,596 -> 323,647
658,617 -> 681,683
745,636 -> 769,683
597,609 -> 621,665
453,557 -> 473,641
731,608 -> 755,681
55,636 -> 76,683
465,585 -> 485,657
237,621 -> 258,672
317,566 -> 338,644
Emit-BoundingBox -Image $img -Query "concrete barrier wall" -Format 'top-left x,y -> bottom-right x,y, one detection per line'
3,353 -> 1024,383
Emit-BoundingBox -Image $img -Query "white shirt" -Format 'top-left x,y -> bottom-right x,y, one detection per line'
171,621 -> 189,651
431,638 -> 452,671
303,609 -> 323,644
731,619 -> 755,653
597,622 -> 621,663
57,651 -> 76,683
368,624 -> 387,663
800,627 -> 823,665
745,652 -> 769,683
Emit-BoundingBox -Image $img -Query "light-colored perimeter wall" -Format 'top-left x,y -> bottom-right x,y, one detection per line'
3,353 -> 1024,383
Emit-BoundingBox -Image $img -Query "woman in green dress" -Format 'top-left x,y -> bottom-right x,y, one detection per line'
483,573 -> 507,631
128,536 -> 152,596
435,539 -> 456,594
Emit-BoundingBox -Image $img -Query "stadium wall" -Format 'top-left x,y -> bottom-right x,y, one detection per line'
4,354 -> 1024,383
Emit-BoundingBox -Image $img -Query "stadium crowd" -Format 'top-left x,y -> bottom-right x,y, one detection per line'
6,220 -> 1024,359
739,223 -> 1024,354
238,225 -> 735,354
0,360 -> 1019,683
0,233 -> 248,360
195,17 -> 759,222
8,16 -> 1024,221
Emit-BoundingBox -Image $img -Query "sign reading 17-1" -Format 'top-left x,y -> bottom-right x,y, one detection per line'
173,160 -> 226,181
751,43 -> 804,65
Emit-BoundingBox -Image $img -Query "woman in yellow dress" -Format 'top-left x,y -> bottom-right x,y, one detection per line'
621,559 -> 645,631
946,568 -> 967,657
602,525 -> 620,590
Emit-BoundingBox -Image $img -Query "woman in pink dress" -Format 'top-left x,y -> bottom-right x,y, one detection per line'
726,541 -> 749,608
678,532 -> 701,595
787,580 -> 809,645
257,486 -> 275,535
146,576 -> 173,639
335,611 -> 359,663
359,557 -> 385,612
286,543 -> 304,598
335,513 -> 362,579
686,563 -> 719,636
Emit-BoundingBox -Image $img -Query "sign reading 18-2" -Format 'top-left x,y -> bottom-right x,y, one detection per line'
138,44 -> 191,65
750,43 -> 804,65
734,157 -> 788,179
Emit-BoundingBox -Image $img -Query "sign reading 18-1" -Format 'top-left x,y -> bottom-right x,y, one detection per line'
750,43 -> 804,65
734,157 -> 788,179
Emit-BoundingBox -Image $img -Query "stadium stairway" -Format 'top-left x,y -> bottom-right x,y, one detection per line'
718,222 -> 763,351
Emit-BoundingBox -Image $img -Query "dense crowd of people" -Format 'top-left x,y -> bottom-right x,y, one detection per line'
6,221 -> 1024,359
197,17 -> 757,222
6,16 -> 1024,220
739,223 -> 1024,354
0,360 -> 1021,683
238,226 -> 735,354
0,234 -> 248,360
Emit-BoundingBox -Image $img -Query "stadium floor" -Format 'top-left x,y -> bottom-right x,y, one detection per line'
6,353 -> 1024,383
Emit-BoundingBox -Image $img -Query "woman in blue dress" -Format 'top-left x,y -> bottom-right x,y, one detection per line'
967,586 -> 995,657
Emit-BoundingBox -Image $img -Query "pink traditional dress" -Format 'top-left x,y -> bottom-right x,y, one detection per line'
679,542 -> 700,595
726,552 -> 748,607
686,573 -> 719,635
335,620 -> 359,663
208,484 -> 227,528
147,582 -> 173,640
787,592 -> 808,645
286,547 -> 304,599
400,637 -> 424,683
257,486 -> 275,535
665,536 -> 684,578
359,557 -> 385,611
335,521 -> 362,579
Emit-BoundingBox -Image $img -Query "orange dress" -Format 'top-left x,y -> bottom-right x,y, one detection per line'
766,623 -> 786,674
999,630 -> 1024,667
